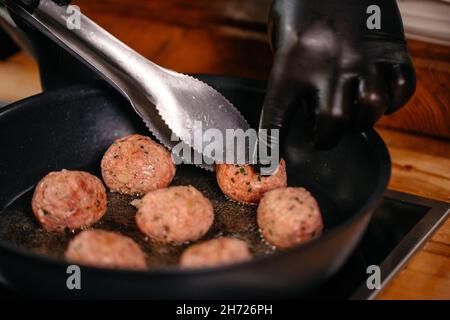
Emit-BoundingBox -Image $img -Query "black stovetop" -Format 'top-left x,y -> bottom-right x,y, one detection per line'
310,190 -> 449,299
0,190 -> 448,300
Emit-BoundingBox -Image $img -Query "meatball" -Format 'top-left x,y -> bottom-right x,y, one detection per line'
135,186 -> 214,244
101,134 -> 176,196
65,230 -> 147,270
180,237 -> 251,268
216,159 -> 287,204
32,170 -> 107,232
257,187 -> 323,249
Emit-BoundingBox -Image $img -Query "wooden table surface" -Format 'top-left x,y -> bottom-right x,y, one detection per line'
0,0 -> 449,299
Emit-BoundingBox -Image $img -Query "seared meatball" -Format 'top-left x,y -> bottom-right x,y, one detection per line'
101,134 -> 176,196
32,170 -> 107,232
257,187 -> 323,249
65,230 -> 147,270
216,160 -> 287,204
135,186 -> 214,244
180,237 -> 251,268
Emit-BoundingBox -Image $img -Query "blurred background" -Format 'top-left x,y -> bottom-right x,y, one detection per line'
0,0 -> 449,139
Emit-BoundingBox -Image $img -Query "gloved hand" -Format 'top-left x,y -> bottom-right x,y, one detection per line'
260,0 -> 416,150
0,27 -> 20,60
2,0 -> 95,90
5,0 -> 70,12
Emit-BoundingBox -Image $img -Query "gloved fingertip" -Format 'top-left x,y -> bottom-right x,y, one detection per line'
354,67 -> 388,131
385,63 -> 416,114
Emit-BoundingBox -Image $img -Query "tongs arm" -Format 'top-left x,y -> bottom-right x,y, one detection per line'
4,0 -> 166,108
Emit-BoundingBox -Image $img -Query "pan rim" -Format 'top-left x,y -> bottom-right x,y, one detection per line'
0,78 -> 391,278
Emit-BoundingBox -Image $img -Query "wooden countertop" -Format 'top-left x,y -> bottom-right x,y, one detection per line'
0,0 -> 449,299
375,128 -> 450,299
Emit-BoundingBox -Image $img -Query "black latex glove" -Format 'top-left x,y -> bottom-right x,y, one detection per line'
261,0 -> 416,150
0,28 -> 20,60
4,0 -> 70,13
3,0 -> 92,91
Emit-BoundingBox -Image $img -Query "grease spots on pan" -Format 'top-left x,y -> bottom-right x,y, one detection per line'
0,165 -> 275,268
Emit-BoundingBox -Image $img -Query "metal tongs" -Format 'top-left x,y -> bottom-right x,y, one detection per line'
2,0 -> 250,169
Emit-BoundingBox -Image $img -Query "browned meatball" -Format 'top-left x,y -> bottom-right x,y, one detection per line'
180,237 -> 251,268
257,187 -> 323,249
101,134 -> 176,196
65,230 -> 147,270
32,170 -> 107,232
135,186 -> 214,244
216,160 -> 287,204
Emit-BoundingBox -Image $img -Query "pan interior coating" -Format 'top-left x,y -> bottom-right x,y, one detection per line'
0,164 -> 338,269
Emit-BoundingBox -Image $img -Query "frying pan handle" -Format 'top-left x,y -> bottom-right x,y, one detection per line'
0,3 -> 98,91
0,17 -> 20,60
4,0 -> 167,105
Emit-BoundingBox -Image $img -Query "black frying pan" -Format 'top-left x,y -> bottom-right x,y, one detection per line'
0,75 -> 390,299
